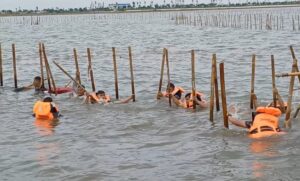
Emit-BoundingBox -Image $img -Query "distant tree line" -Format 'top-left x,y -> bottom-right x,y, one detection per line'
0,1 -> 299,15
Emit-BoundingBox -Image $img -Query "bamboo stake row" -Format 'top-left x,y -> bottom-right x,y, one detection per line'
174,11 -> 300,31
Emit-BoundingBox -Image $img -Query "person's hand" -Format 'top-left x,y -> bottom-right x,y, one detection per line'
157,92 -> 163,99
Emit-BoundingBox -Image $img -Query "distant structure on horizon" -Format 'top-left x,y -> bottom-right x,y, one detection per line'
108,3 -> 131,10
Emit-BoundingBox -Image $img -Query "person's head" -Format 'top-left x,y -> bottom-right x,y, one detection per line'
43,96 -> 53,102
33,76 -> 42,88
96,90 -> 106,99
185,93 -> 191,100
167,82 -> 175,92
185,93 -> 201,101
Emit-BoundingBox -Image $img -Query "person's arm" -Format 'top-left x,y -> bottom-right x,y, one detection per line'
14,84 -> 34,92
195,97 -> 208,108
114,95 -> 134,104
227,114 -> 248,128
171,95 -> 186,108
83,92 -> 91,104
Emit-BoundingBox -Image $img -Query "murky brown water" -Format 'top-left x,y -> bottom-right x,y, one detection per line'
1,8 -> 300,180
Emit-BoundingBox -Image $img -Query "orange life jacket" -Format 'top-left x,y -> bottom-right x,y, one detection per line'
33,101 -> 54,120
248,107 -> 281,139
163,86 -> 185,97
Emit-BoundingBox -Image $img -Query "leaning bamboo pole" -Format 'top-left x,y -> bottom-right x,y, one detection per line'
289,46 -> 300,83
87,48 -> 96,92
128,46 -> 136,102
285,61 -> 297,128
157,48 -> 166,99
38,43 -> 45,88
42,43 -> 57,95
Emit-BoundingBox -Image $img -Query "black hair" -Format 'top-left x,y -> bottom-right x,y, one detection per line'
185,93 -> 201,101
96,90 -> 105,95
43,97 -> 53,102
185,93 -> 191,98
167,82 -> 175,89
34,76 -> 41,81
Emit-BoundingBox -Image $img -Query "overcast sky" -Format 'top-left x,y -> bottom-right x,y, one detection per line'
0,0 -> 233,10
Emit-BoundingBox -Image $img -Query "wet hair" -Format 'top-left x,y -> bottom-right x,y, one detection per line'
34,76 -> 41,81
185,93 -> 201,101
167,82 -> 175,89
43,96 -> 53,102
96,90 -> 105,96
185,93 -> 191,98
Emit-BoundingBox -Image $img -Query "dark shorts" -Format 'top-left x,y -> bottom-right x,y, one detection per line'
174,92 -> 181,100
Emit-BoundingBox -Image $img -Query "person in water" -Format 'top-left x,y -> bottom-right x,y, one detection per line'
172,92 -> 208,109
85,90 -> 134,104
33,96 -> 60,120
227,106 -> 284,138
16,76 -> 73,94
71,83 -> 86,98
14,76 -> 47,92
157,82 -> 185,101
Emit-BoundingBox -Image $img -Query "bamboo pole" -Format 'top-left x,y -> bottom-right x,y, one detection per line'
112,47 -> 119,99
276,72 -> 300,77
38,43 -> 45,88
53,61 -> 86,91
209,57 -> 215,122
289,46 -> 300,83
87,48 -> 96,92
42,44 -> 57,95
273,87 -> 286,113
213,54 -> 220,111
73,48 -> 81,84
157,48 -> 166,99
12,43 -> 18,88
250,54 -> 256,109
165,48 -> 172,107
0,43 -> 3,86
285,61 -> 296,128
43,46 -> 52,92
251,93 -> 258,110
220,62 -> 228,128
128,46 -> 135,102
191,50 -> 196,109
271,55 -> 276,108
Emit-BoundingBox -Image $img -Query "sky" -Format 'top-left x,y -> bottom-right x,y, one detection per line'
0,0 -> 230,10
